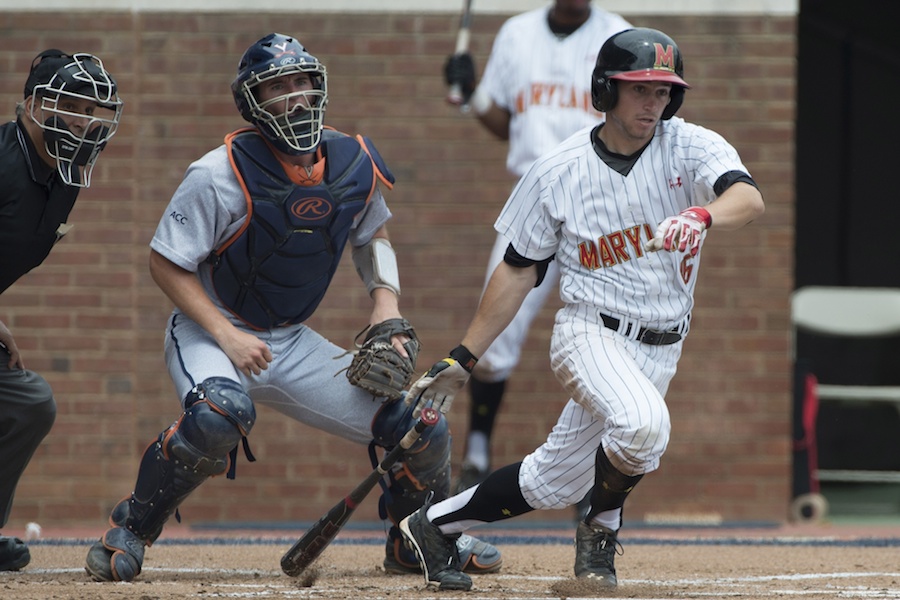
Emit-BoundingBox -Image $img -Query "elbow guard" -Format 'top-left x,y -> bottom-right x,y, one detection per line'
352,237 -> 401,296
503,243 -> 554,287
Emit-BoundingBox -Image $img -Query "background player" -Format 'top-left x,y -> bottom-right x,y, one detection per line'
84,33 -> 499,582
0,49 -> 122,570
401,28 -> 766,591
443,0 -> 630,500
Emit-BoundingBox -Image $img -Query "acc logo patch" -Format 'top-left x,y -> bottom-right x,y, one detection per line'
291,197 -> 332,221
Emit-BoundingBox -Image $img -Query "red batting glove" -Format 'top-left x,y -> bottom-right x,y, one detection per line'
647,207 -> 712,256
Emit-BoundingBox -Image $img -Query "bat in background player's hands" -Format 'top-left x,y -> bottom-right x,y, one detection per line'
444,52 -> 476,105
645,207 -> 712,256
406,344 -> 478,417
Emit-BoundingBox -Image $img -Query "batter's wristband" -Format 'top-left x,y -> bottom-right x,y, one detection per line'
682,206 -> 712,228
449,345 -> 478,373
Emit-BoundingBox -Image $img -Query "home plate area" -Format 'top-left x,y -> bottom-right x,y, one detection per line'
2,521 -> 900,599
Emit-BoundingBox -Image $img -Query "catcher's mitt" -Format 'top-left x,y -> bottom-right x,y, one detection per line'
346,318 -> 420,400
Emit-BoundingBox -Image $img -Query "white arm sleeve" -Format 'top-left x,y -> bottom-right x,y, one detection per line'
352,237 -> 401,297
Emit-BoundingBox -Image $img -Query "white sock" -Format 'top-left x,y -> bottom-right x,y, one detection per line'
464,431 -> 489,471
589,508 -> 621,531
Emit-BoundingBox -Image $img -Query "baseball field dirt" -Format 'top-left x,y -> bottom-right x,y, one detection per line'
2,521 -> 899,599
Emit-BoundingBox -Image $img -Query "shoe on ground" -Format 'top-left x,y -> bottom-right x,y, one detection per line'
0,535 -> 30,571
398,499 -> 473,591
384,525 -> 502,575
84,527 -> 146,582
573,521 -> 621,588
453,461 -> 489,495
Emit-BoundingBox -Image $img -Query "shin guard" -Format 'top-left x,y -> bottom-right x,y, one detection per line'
371,398 -> 451,523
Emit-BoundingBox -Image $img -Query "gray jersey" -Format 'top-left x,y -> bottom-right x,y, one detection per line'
150,144 -> 391,325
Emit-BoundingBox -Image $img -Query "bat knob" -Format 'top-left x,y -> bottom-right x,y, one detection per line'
420,407 -> 439,426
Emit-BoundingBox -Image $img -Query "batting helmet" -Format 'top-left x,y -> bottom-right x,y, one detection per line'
26,50 -> 123,188
591,28 -> 689,120
232,33 -> 328,155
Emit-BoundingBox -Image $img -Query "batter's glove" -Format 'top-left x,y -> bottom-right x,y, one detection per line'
646,207 -> 712,257
444,52 -> 477,103
346,318 -> 420,401
406,345 -> 478,417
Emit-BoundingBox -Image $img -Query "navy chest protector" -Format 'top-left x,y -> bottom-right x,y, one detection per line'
209,128 -> 395,329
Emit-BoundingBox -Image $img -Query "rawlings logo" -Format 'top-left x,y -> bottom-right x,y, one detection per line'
291,197 -> 332,221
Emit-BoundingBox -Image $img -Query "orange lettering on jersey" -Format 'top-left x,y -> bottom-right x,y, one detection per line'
515,91 -> 525,114
680,254 -> 694,284
598,237 -> 617,268
579,224 -> 663,270
561,85 -> 575,108
623,226 -> 644,257
579,240 -> 601,269
654,43 -> 676,72
530,84 -> 544,107
608,231 -> 629,263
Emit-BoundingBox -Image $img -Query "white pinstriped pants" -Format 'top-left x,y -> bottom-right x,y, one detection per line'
518,309 -> 682,511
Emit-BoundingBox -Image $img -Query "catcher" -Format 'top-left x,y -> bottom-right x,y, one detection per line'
84,33 -> 501,583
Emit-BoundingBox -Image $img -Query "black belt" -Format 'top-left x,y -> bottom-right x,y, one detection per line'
600,313 -> 682,346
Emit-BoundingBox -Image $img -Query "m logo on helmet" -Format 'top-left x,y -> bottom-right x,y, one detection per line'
654,43 -> 676,72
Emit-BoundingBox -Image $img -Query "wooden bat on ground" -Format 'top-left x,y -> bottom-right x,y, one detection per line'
280,406 -> 440,577
446,0 -> 474,106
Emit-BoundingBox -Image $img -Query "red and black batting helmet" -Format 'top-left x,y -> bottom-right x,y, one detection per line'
591,28 -> 689,120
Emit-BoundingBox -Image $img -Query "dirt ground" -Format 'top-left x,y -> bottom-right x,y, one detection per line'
3,530 -> 900,600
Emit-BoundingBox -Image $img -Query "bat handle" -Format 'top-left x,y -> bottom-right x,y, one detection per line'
446,26 -> 471,110
398,407 -> 439,449
447,82 -> 464,106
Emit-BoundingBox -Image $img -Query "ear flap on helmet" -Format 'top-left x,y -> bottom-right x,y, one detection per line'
591,73 -> 617,113
661,86 -> 685,120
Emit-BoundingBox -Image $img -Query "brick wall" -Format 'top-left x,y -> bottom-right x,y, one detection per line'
0,10 -> 795,528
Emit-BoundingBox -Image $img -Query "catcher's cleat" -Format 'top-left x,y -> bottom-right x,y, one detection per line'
384,526 -> 502,575
0,536 -> 30,571
574,521 -> 621,588
398,499 -> 473,591
84,527 -> 146,582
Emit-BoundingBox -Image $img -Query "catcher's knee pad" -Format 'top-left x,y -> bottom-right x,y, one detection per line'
371,397 -> 451,523
116,377 -> 256,542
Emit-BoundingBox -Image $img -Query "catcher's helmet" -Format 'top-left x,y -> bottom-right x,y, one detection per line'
26,50 -> 123,188
591,28 -> 689,120
232,33 -> 327,155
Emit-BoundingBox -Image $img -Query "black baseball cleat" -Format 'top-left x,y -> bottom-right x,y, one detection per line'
573,522 -> 622,588
0,535 -> 30,571
398,498 -> 473,591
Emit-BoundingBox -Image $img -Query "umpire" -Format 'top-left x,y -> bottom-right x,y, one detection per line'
0,49 -> 122,570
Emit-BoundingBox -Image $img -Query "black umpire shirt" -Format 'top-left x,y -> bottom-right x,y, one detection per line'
0,118 -> 79,295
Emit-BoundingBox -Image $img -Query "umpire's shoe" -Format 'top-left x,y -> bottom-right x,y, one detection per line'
84,527 -> 146,582
385,525 -> 502,575
0,535 -> 30,571
398,497 -> 473,591
574,521 -> 621,588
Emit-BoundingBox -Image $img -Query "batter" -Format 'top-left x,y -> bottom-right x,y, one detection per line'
400,28 -> 766,592
444,0 -> 631,497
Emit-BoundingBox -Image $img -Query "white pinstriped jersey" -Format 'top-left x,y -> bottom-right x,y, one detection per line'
480,6 -> 631,177
495,117 -> 751,332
